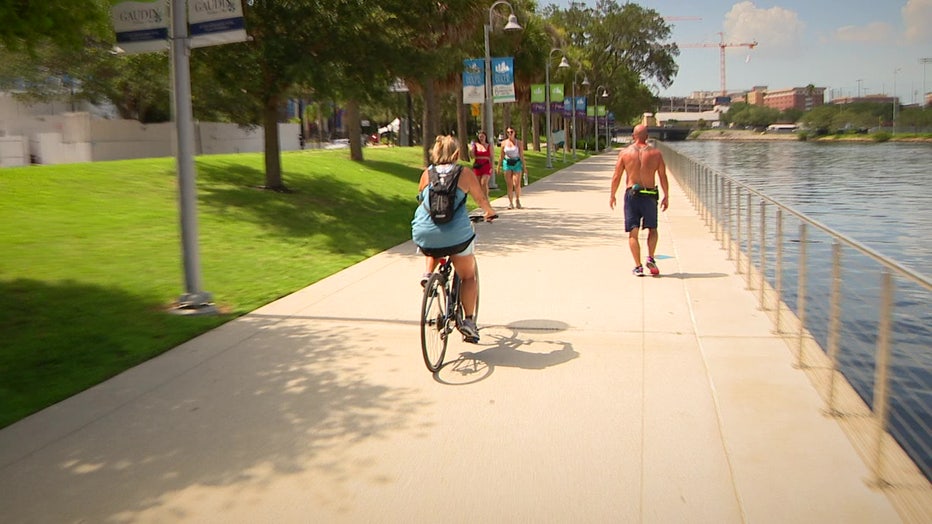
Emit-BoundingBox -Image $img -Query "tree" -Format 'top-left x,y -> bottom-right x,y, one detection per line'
0,0 -> 110,52
545,1 -> 678,124
800,105 -> 839,134
0,42 -> 172,123
191,0 -> 410,189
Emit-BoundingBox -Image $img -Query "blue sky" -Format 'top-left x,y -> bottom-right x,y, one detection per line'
545,1 -> 932,102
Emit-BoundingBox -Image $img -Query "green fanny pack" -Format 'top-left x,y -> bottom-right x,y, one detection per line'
629,185 -> 658,198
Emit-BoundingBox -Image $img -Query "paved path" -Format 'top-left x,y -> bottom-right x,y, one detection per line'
0,154 -> 904,522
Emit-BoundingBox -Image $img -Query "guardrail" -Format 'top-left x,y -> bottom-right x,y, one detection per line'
658,142 -> 932,488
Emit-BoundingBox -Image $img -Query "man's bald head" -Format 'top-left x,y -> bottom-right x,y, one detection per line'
633,124 -> 648,141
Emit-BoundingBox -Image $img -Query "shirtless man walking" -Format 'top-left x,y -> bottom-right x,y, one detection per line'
609,124 -> 669,276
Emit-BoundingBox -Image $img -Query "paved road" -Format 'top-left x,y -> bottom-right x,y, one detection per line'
0,153 -> 904,522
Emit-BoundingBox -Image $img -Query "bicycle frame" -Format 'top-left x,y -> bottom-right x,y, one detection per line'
437,257 -> 464,327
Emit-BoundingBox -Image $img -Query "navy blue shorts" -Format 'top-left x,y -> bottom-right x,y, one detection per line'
624,190 -> 658,232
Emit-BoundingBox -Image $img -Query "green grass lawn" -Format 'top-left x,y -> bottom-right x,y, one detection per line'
0,144 -> 585,428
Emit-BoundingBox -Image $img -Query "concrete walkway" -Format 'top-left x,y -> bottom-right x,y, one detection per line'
0,153 -> 906,522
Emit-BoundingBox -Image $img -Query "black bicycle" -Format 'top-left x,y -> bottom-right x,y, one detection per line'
419,213 -> 496,372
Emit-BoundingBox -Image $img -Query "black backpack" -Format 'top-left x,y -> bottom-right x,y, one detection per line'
426,165 -> 465,224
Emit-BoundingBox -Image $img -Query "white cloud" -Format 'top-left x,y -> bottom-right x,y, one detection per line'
723,1 -> 804,57
903,0 -> 932,43
834,22 -> 892,43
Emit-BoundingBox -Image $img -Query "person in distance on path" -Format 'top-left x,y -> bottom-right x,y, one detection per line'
609,124 -> 669,276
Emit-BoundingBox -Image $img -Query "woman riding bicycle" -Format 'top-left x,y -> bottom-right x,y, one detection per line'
412,134 -> 497,342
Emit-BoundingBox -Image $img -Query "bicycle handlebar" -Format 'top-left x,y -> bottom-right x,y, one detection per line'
469,213 -> 499,223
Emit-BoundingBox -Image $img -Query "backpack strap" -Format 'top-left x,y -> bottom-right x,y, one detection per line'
449,165 -> 466,213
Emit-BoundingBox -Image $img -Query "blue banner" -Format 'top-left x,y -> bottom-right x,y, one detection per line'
575,96 -> 587,119
491,57 -> 516,103
463,59 -> 485,104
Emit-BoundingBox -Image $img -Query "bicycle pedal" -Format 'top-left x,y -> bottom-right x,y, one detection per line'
462,335 -> 480,344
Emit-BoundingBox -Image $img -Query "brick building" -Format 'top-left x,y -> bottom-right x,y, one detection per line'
747,86 -> 826,111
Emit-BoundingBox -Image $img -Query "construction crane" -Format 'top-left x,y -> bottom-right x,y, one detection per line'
679,32 -> 757,97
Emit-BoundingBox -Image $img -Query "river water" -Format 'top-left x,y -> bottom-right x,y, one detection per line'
666,140 -> 932,479
669,140 -> 932,275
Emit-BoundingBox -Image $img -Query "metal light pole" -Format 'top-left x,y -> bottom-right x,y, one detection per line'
572,69 -> 589,159
484,1 -> 522,187
545,48 -> 570,168
604,105 -> 611,151
594,85 -> 608,153
921,58 -> 931,108
893,67 -> 901,134
170,0 -> 214,314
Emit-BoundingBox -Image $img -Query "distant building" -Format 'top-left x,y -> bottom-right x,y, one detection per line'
746,88 -> 766,106
831,95 -> 897,106
747,86 -> 826,111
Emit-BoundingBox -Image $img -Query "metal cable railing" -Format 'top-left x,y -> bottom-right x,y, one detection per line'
658,142 -> 932,486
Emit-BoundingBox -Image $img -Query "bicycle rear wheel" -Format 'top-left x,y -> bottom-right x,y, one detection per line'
420,273 -> 449,372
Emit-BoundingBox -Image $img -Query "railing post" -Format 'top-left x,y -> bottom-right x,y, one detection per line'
774,208 -> 784,333
759,200 -> 766,308
735,185 -> 742,272
720,175 -> 727,250
746,193 -> 753,285
826,241 -> 843,414
724,179 -> 731,257
712,169 -> 720,240
795,223 -> 809,368
871,269 -> 895,487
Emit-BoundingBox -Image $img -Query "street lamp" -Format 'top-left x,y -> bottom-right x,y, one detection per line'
572,69 -> 589,159
484,1 -> 522,188
594,85 -> 608,153
545,48 -> 570,168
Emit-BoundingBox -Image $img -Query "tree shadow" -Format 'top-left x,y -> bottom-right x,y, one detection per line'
0,278 -> 231,429
194,159 -> 416,257
0,314 -> 427,522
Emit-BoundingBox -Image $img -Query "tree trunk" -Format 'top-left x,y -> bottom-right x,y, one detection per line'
421,78 -> 438,165
317,101 -> 326,143
263,95 -> 285,191
531,112 -> 540,152
455,81 -> 470,162
520,111 -> 529,151
345,98 -> 364,161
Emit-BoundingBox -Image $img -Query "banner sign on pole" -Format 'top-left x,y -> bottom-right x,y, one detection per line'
110,0 -> 169,54
491,57 -> 516,103
550,84 -> 565,114
463,59 -> 485,105
188,0 -> 248,48
575,96 -> 587,119
530,84 -> 545,114
550,84 -> 565,102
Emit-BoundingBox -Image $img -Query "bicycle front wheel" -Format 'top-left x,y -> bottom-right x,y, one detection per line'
420,273 -> 449,372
